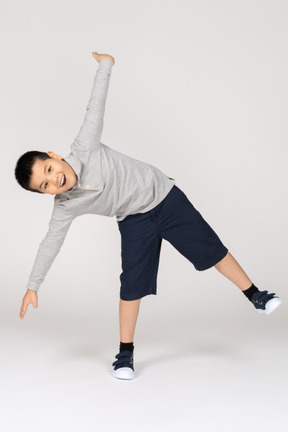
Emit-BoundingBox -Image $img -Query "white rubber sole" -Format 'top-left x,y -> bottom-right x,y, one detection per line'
113,367 -> 134,380
257,297 -> 283,315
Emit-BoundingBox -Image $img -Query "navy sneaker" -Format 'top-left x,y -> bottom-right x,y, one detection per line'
251,290 -> 282,315
112,350 -> 134,380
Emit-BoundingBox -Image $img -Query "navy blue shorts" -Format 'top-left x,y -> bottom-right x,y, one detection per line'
117,185 -> 228,300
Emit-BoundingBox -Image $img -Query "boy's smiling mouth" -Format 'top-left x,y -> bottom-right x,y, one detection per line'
60,174 -> 66,187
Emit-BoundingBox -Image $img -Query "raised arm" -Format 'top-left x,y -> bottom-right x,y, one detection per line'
73,56 -> 115,151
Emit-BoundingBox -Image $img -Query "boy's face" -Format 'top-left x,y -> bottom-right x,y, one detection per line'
29,151 -> 77,195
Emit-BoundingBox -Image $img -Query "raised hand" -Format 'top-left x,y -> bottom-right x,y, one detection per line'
92,51 -> 115,64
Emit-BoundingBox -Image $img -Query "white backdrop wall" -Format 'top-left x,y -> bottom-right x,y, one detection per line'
1,1 -> 287,431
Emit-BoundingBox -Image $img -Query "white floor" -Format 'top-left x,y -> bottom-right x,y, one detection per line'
1,304 -> 287,432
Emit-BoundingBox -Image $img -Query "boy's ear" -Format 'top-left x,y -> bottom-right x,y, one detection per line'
47,151 -> 63,160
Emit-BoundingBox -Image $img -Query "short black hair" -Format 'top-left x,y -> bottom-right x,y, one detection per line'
14,151 -> 52,193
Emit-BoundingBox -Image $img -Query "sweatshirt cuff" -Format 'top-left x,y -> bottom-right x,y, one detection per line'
26,281 -> 40,292
99,58 -> 114,68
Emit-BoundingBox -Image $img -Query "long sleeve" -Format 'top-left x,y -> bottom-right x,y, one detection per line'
26,204 -> 74,292
73,58 -> 114,151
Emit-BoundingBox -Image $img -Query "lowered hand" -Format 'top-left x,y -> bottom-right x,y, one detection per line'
20,289 -> 38,319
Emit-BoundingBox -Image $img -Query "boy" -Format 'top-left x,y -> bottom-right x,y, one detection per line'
15,51 -> 282,380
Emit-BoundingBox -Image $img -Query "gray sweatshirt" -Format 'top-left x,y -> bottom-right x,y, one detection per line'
27,58 -> 175,292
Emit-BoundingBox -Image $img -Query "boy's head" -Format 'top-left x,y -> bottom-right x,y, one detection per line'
14,151 -> 77,195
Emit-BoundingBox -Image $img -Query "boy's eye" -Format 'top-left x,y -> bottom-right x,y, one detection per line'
45,182 -> 48,189
48,167 -> 51,173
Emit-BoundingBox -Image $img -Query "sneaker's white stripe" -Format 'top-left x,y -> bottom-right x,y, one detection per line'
113,367 -> 134,380
265,298 -> 282,315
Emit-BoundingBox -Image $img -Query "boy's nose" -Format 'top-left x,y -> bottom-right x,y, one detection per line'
53,175 -> 59,187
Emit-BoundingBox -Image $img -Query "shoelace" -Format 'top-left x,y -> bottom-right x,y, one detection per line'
112,350 -> 134,371
251,290 -> 276,306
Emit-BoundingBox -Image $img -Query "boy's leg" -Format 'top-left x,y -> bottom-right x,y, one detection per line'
213,251 -> 252,291
213,251 -> 282,314
112,299 -> 141,380
119,298 -> 141,342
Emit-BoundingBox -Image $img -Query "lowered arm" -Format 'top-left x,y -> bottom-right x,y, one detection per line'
26,204 -> 74,292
